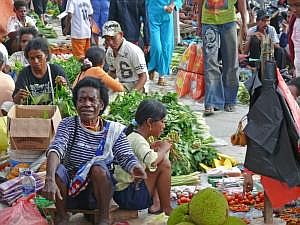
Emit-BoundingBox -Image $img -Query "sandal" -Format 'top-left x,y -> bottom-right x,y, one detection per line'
203,107 -> 214,116
148,208 -> 163,215
157,77 -> 167,86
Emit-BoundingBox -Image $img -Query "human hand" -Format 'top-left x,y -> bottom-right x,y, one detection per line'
42,178 -> 63,202
151,140 -> 172,153
131,165 -> 147,180
243,173 -> 253,193
13,89 -> 29,104
164,3 -> 175,14
55,76 -> 67,86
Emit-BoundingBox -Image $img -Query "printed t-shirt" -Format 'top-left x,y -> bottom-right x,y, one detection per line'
66,0 -> 93,39
13,64 -> 66,105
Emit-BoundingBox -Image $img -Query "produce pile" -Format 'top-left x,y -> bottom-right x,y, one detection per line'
46,1 -> 60,18
168,188 -> 247,225
105,91 -> 218,175
237,83 -> 250,105
30,13 -> 58,38
171,45 -> 187,74
52,56 -> 81,84
224,191 -> 265,212
54,83 -> 77,118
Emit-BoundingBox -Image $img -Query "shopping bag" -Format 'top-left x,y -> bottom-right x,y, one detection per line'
176,70 -> 192,97
190,73 -> 205,100
0,194 -> 48,225
231,116 -> 247,146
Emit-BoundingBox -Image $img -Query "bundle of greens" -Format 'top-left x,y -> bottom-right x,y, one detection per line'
12,60 -> 24,75
106,91 -> 218,175
46,1 -> 60,18
52,57 -> 81,85
54,84 -> 77,118
30,12 -> 58,38
237,82 -> 250,105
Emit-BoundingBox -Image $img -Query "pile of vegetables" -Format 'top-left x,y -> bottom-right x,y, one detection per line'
46,1 -> 60,18
54,83 -> 77,118
171,45 -> 186,74
237,82 -> 250,105
106,91 -> 218,175
30,13 -> 58,39
52,56 -> 81,84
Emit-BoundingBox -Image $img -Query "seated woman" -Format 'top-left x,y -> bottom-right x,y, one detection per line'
7,27 -> 39,73
113,99 -> 173,215
72,46 -> 124,92
43,77 -> 146,225
13,37 -> 67,105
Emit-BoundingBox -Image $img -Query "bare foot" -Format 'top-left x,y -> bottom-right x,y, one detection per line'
163,206 -> 173,216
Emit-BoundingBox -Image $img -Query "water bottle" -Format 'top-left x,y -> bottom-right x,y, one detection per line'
21,170 -> 36,197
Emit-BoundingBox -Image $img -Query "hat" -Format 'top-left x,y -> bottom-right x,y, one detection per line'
256,9 -> 271,21
289,77 -> 300,91
102,21 -> 122,37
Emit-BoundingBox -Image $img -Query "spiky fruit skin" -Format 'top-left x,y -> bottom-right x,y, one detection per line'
222,216 -> 247,225
177,222 -> 195,225
189,188 -> 229,225
167,203 -> 190,225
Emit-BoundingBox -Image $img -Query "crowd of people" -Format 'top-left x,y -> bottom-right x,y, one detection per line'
0,0 -> 300,224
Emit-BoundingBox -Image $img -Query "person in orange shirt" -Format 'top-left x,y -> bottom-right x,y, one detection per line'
73,46 -> 124,92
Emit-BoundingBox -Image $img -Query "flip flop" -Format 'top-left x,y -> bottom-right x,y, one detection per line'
148,208 -> 163,214
157,77 -> 167,86
203,107 -> 214,116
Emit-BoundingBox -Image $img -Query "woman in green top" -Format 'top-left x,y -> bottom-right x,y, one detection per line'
113,99 -> 173,215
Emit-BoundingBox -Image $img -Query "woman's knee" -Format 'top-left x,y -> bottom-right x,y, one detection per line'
90,165 -> 108,179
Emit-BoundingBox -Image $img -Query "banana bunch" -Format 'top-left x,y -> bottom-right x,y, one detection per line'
199,153 -> 238,172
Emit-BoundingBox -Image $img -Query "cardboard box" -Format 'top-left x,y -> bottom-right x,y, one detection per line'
8,105 -> 61,150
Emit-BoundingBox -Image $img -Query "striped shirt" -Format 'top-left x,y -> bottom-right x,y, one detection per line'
47,117 -> 139,174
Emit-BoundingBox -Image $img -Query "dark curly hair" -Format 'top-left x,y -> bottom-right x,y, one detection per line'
24,37 -> 51,61
72,77 -> 109,115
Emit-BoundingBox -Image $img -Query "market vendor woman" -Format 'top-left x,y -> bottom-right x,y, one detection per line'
12,37 -> 67,105
43,77 -> 146,225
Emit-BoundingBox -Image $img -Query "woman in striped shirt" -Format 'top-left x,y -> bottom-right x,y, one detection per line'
43,77 -> 145,225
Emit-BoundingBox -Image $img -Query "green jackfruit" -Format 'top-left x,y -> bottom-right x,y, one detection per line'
222,216 -> 246,225
189,188 -> 229,225
167,203 -> 190,225
177,222 -> 195,225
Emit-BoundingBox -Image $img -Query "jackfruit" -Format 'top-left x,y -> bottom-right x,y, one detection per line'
167,203 -> 190,225
189,188 -> 228,225
177,222 -> 195,225
222,216 -> 246,225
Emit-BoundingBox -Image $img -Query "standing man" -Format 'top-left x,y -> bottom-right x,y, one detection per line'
198,0 -> 248,115
108,0 -> 150,54
103,21 -> 148,92
64,0 -> 93,60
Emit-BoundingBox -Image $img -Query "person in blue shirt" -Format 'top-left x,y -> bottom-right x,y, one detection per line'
108,0 -> 150,54
146,0 -> 182,86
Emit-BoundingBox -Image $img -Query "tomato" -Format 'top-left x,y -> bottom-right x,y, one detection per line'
234,199 -> 239,204
229,200 -> 235,205
180,196 -> 190,203
248,194 -> 254,200
177,199 -> 181,205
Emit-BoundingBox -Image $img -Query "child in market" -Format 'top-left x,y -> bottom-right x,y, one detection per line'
113,99 -> 173,215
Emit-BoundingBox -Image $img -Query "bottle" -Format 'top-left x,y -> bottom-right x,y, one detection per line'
21,170 -> 36,197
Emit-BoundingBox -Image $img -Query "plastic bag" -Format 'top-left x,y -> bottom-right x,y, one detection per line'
0,194 -> 48,225
176,70 -> 192,97
189,73 -> 205,100
0,117 -> 8,152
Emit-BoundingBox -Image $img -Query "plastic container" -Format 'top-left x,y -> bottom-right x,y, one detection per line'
21,170 -> 36,197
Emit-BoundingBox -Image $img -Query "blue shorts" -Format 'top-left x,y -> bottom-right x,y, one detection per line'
113,181 -> 152,210
56,162 -> 114,210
